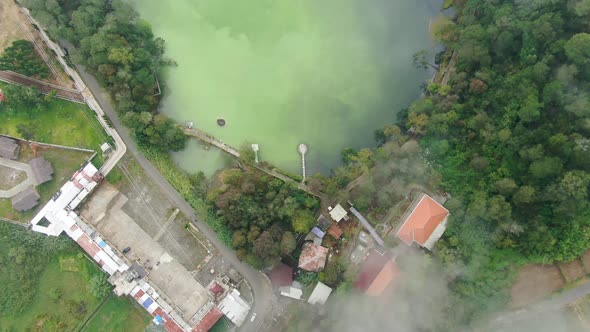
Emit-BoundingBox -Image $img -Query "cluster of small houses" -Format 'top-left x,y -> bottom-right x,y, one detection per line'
270,194 -> 450,305
0,135 -> 54,212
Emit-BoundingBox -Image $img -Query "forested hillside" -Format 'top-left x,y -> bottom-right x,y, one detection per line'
402,0 -> 590,323
20,0 -> 185,152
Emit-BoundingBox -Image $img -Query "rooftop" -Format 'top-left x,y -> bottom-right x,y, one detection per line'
329,204 -> 347,222
355,250 -> 390,291
192,306 -> 223,332
311,226 -> 325,239
28,156 -> 54,185
270,263 -> 293,287
0,135 -> 19,160
218,289 -> 251,327
279,286 -> 303,300
396,194 -> 449,249
308,281 -> 332,305
11,186 -> 40,211
298,242 -> 329,272
327,224 -> 343,239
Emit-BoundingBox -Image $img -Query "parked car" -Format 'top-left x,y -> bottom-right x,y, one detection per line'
123,247 -> 131,254
250,313 -> 257,322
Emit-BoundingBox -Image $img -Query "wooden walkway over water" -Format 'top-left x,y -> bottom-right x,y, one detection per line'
182,127 -> 325,199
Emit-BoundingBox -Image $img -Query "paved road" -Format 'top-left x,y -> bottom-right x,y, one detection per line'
0,157 -> 34,198
71,60 -> 272,332
489,280 -> 590,328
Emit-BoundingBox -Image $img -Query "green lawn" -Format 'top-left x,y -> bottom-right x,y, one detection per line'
0,82 -> 108,156
83,295 -> 151,332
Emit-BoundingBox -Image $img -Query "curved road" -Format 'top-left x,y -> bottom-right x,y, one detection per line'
72,60 -> 272,332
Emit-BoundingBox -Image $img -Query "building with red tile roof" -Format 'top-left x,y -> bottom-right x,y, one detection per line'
327,224 -> 343,239
396,194 -> 449,250
192,307 -> 223,332
354,250 -> 399,296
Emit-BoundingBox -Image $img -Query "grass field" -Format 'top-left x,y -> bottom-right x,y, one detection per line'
1,251 -> 104,331
0,82 -> 109,154
83,295 -> 151,332
0,222 -> 150,332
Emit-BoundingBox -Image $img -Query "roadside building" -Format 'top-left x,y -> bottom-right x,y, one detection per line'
218,289 -> 251,327
298,242 -> 329,272
270,263 -> 293,287
279,284 -> 303,300
354,250 -> 399,296
396,193 -> 449,250
328,204 -> 348,222
28,156 -> 54,185
327,224 -> 343,240
0,136 -> 19,159
311,226 -> 325,239
193,306 -> 224,332
11,186 -> 40,211
308,281 -> 332,305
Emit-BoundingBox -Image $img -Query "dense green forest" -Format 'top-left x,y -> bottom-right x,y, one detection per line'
20,0 -> 186,152
0,40 -> 48,78
401,0 -> 590,324
208,168 -> 320,268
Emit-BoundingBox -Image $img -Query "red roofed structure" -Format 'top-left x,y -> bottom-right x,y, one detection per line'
209,283 -> 224,297
396,194 -> 449,250
327,224 -> 343,239
355,250 -> 399,296
192,307 -> 223,332
270,263 -> 293,287
0,91 -> 5,102
298,243 -> 329,272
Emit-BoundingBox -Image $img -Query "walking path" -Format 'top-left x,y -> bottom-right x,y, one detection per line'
183,128 -> 240,158
0,157 -> 34,198
490,280 -> 590,328
0,70 -> 84,103
19,6 -> 126,176
350,206 -> 385,247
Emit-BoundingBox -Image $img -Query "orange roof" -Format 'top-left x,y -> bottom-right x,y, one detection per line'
397,194 -> 449,246
327,224 -> 343,239
366,260 -> 399,296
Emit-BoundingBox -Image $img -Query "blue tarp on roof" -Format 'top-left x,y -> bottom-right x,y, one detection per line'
98,240 -> 106,248
142,297 -> 154,309
311,227 -> 325,239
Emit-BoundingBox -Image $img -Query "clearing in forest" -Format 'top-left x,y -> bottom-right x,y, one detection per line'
0,1 -> 32,52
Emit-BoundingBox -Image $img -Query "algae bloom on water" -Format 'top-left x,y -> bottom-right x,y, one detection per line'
128,0 -> 441,175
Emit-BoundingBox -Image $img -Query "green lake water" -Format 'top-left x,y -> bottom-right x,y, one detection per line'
128,0 -> 442,176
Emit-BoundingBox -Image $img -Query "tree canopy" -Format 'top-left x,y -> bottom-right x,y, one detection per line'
21,0 -> 185,152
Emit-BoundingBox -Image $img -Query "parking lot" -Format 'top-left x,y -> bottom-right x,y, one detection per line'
80,182 -> 212,322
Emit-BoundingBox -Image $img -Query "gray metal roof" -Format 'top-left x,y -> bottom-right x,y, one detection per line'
28,156 -> 53,185
0,136 -> 19,159
11,186 -> 40,211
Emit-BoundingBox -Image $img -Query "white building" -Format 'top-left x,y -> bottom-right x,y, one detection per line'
308,281 -> 332,305
218,289 -> 251,327
328,204 -> 347,222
